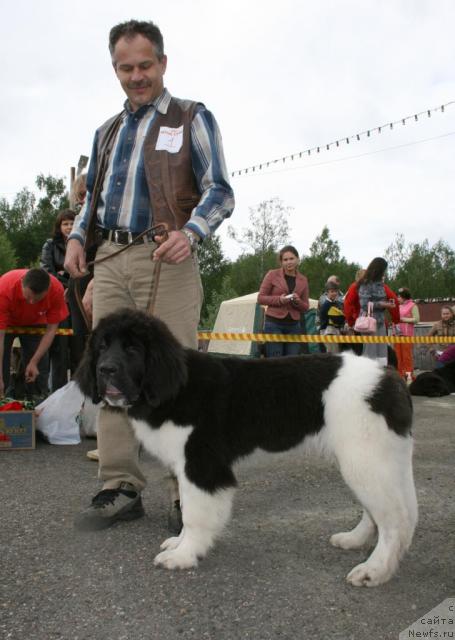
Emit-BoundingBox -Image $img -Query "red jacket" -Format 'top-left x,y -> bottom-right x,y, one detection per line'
257,269 -> 309,320
343,281 -> 399,327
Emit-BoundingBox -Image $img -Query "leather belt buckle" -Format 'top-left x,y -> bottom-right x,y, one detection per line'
112,229 -> 132,245
94,228 -> 104,246
96,226 -> 149,246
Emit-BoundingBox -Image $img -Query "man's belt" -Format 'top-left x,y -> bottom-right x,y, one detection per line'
95,226 -> 156,246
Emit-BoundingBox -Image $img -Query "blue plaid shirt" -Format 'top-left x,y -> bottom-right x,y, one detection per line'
70,89 -> 234,243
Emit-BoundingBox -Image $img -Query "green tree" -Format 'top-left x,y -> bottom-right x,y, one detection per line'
0,174 -> 69,267
0,188 -> 35,234
308,225 -> 341,263
228,197 -> 291,280
198,235 -> 231,327
385,234 -> 455,298
392,239 -> 455,298
229,250 -> 277,297
384,233 -> 410,280
301,226 -> 359,298
0,230 -> 17,274
432,239 -> 455,295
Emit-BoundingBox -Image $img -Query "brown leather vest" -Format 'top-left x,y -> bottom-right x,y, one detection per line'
94,97 -> 202,234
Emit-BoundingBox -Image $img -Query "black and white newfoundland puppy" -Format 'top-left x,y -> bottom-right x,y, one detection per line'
76,308 -> 418,587
410,361 -> 455,397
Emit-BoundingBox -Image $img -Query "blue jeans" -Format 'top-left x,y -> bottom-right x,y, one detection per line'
263,318 -> 302,358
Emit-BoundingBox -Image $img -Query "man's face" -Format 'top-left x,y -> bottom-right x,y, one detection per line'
22,285 -> 48,304
112,34 -> 167,112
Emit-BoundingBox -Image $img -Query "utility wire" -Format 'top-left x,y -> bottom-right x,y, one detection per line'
230,100 -> 455,177
232,130 -> 455,179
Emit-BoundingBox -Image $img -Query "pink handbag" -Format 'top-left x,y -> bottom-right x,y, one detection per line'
354,302 -> 377,334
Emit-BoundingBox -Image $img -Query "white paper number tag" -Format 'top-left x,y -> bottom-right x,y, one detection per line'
155,125 -> 183,153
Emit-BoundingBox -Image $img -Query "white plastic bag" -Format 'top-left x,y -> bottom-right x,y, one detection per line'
35,381 -> 84,445
79,397 -> 100,437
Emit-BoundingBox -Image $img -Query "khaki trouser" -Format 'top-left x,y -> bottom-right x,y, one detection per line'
93,240 -> 202,490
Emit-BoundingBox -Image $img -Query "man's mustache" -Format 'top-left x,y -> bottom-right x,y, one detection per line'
127,81 -> 153,89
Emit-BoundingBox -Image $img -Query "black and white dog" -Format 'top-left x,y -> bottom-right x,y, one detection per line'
410,361 -> 455,397
76,308 -> 418,587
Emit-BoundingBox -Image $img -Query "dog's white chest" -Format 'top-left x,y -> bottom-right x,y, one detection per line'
130,419 -> 193,474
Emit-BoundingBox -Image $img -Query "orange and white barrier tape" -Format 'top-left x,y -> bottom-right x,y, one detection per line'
6,327 -> 73,336
6,327 -> 455,344
197,332 -> 455,344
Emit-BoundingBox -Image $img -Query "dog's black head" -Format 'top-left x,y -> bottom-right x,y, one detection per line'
75,308 -> 188,408
409,371 -> 450,397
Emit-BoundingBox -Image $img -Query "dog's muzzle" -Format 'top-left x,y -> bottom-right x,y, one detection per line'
97,360 -> 134,407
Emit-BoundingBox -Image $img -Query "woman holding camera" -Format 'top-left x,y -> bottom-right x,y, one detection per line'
257,245 -> 309,358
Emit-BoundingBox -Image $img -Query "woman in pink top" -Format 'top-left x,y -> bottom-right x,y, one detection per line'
395,287 -> 420,380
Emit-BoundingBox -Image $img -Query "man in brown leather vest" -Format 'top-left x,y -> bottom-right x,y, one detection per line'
65,19 -> 234,532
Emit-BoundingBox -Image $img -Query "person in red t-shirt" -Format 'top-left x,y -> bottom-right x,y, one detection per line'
0,268 -> 69,398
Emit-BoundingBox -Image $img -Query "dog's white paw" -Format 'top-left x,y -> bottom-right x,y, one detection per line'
346,562 -> 390,587
330,531 -> 370,550
154,547 -> 198,570
160,536 -> 182,551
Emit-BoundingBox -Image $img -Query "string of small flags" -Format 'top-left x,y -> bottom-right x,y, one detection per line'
230,100 -> 455,178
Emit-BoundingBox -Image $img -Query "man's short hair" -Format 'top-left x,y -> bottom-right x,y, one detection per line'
109,20 -> 164,60
22,268 -> 50,294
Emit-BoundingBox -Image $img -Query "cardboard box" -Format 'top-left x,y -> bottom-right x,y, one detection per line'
0,411 -> 35,450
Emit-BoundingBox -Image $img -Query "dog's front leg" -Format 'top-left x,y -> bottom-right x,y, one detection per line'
154,477 -> 235,570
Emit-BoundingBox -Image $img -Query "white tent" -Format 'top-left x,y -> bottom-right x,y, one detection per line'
208,292 -> 318,356
208,292 -> 263,356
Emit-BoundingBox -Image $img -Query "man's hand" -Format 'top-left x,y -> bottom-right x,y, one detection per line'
23,324 -> 58,385
25,361 -> 40,383
153,230 -> 195,265
64,239 -> 88,278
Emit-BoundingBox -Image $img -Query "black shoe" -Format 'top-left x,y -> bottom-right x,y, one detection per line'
74,482 -> 145,531
167,499 -> 183,535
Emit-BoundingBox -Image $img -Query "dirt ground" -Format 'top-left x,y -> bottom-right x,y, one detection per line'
1,394 -> 454,640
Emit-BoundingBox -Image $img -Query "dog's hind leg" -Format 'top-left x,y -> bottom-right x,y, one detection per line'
330,509 -> 377,550
335,427 -> 417,587
154,477 -> 235,570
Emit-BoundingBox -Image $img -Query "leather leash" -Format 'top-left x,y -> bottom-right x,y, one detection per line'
73,223 -> 169,330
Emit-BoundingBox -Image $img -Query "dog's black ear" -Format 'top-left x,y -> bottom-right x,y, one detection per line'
142,322 -> 188,408
74,330 -> 102,404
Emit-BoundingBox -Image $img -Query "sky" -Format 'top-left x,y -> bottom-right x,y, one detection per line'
1,0 -> 455,270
